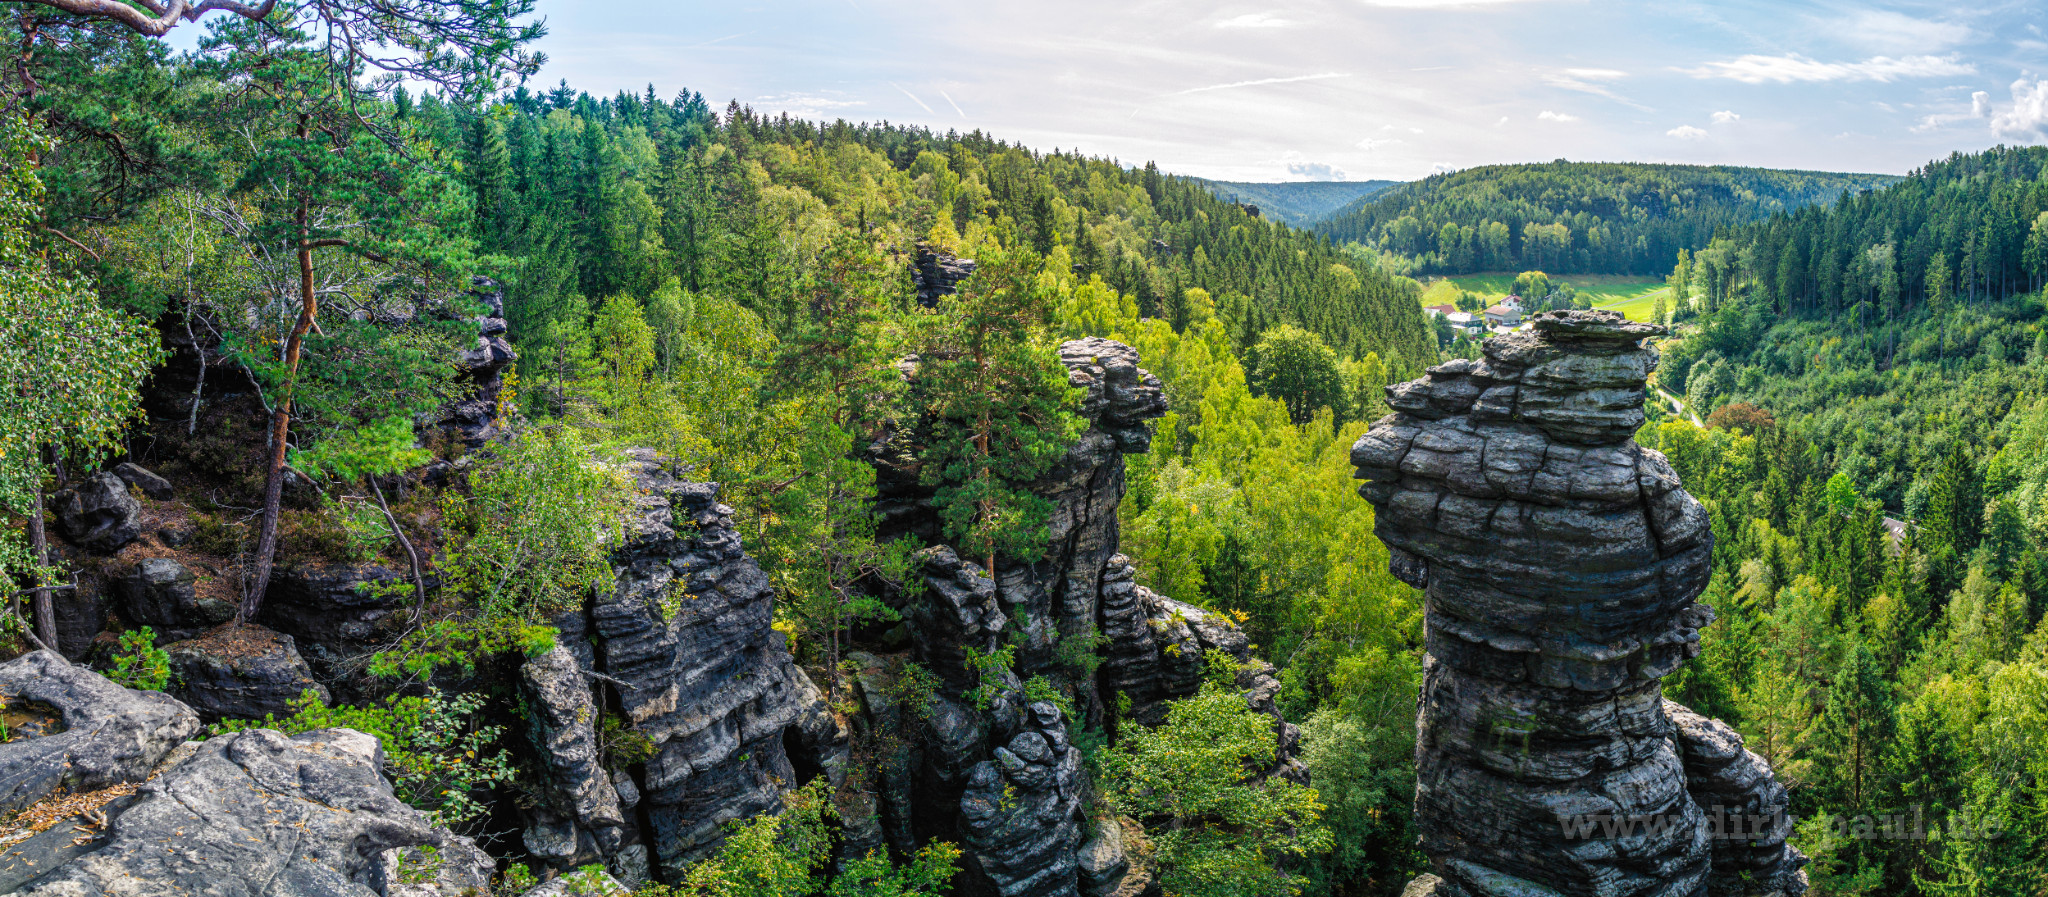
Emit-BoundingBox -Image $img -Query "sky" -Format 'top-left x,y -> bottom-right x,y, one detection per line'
521,0 -> 2048,182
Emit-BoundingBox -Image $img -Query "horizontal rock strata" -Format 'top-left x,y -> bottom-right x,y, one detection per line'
1350,310 -> 1804,897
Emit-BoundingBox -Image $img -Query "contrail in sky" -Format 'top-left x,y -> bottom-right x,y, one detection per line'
890,82 -> 936,115
1168,72 -> 1349,96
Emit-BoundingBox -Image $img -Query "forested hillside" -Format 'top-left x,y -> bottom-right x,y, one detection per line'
1647,144 -> 2048,895
1316,161 -> 1899,276
1198,178 -> 1399,227
0,6 -> 1435,895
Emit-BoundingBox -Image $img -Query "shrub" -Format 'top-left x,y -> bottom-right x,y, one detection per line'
372,427 -> 626,679
108,626 -> 171,691
1103,675 -> 1331,897
214,688 -> 514,828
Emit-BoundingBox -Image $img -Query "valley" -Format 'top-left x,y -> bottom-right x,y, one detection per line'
0,3 -> 2044,897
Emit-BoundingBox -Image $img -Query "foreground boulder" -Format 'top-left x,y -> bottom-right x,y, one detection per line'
1350,310 -> 1805,897
0,651 -> 198,816
13,728 -> 440,896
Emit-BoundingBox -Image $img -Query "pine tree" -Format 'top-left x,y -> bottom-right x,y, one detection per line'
917,248 -> 1086,572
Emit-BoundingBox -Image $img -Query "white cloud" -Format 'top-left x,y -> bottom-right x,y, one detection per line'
1562,68 -> 1627,81
1915,89 -> 1995,133
1355,137 -> 1404,150
757,92 -> 866,118
1683,53 -> 1974,84
1286,160 -> 1349,180
1840,11 -> 1973,54
1537,110 -> 1579,122
1992,80 -> 2048,141
1711,110 -> 1740,124
1166,72 -> 1349,96
1216,13 -> 1293,28
1667,125 -> 1709,140
1358,0 -> 1546,7
1496,116 -> 1511,126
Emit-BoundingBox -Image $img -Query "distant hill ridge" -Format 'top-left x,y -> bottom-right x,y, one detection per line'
1312,161 -> 1901,275
1196,179 -> 1401,227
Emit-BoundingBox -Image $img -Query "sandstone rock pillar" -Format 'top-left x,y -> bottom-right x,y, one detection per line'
1350,310 -> 1805,897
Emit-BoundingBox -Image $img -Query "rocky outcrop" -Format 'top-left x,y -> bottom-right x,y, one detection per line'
163,624 -> 329,722
912,242 -> 977,306
1667,703 -> 1806,897
518,451 -> 846,883
12,727 -> 441,896
1095,556 -> 1305,780
1349,310 -> 1804,897
50,472 -> 143,555
441,276 -> 518,448
0,650 -> 199,816
120,558 -> 235,641
255,562 -> 411,686
864,337 -> 1307,897
959,700 -> 1087,897
519,642 -> 639,881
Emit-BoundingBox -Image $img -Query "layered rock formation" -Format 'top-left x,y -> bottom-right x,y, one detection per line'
1095,556 -> 1305,781
163,624 -> 329,722
441,276 -> 519,448
911,242 -> 978,307
863,336 -> 1301,897
1349,310 -> 1805,897
518,450 -> 847,884
120,558 -> 234,642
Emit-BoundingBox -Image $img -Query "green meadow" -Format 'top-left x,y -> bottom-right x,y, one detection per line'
1421,274 -> 1671,322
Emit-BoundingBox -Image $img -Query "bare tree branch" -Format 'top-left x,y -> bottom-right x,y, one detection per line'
13,0 -> 279,37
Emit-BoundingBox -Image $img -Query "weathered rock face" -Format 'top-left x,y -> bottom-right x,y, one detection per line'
865,338 -> 1294,897
1096,555 -> 1306,781
519,451 -> 846,883
163,624 -> 330,722
1666,703 -> 1806,897
50,472 -> 143,555
120,558 -> 236,641
1349,310 -> 1804,897
255,562 -> 410,686
912,242 -> 978,306
519,642 -> 641,882
14,727 -> 441,896
959,700 -> 1087,896
0,651 -> 199,816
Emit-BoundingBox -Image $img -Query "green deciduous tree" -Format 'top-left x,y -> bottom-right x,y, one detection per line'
671,779 -> 959,897
1244,324 -> 1344,427
1104,659 -> 1332,897
0,113 -> 163,649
